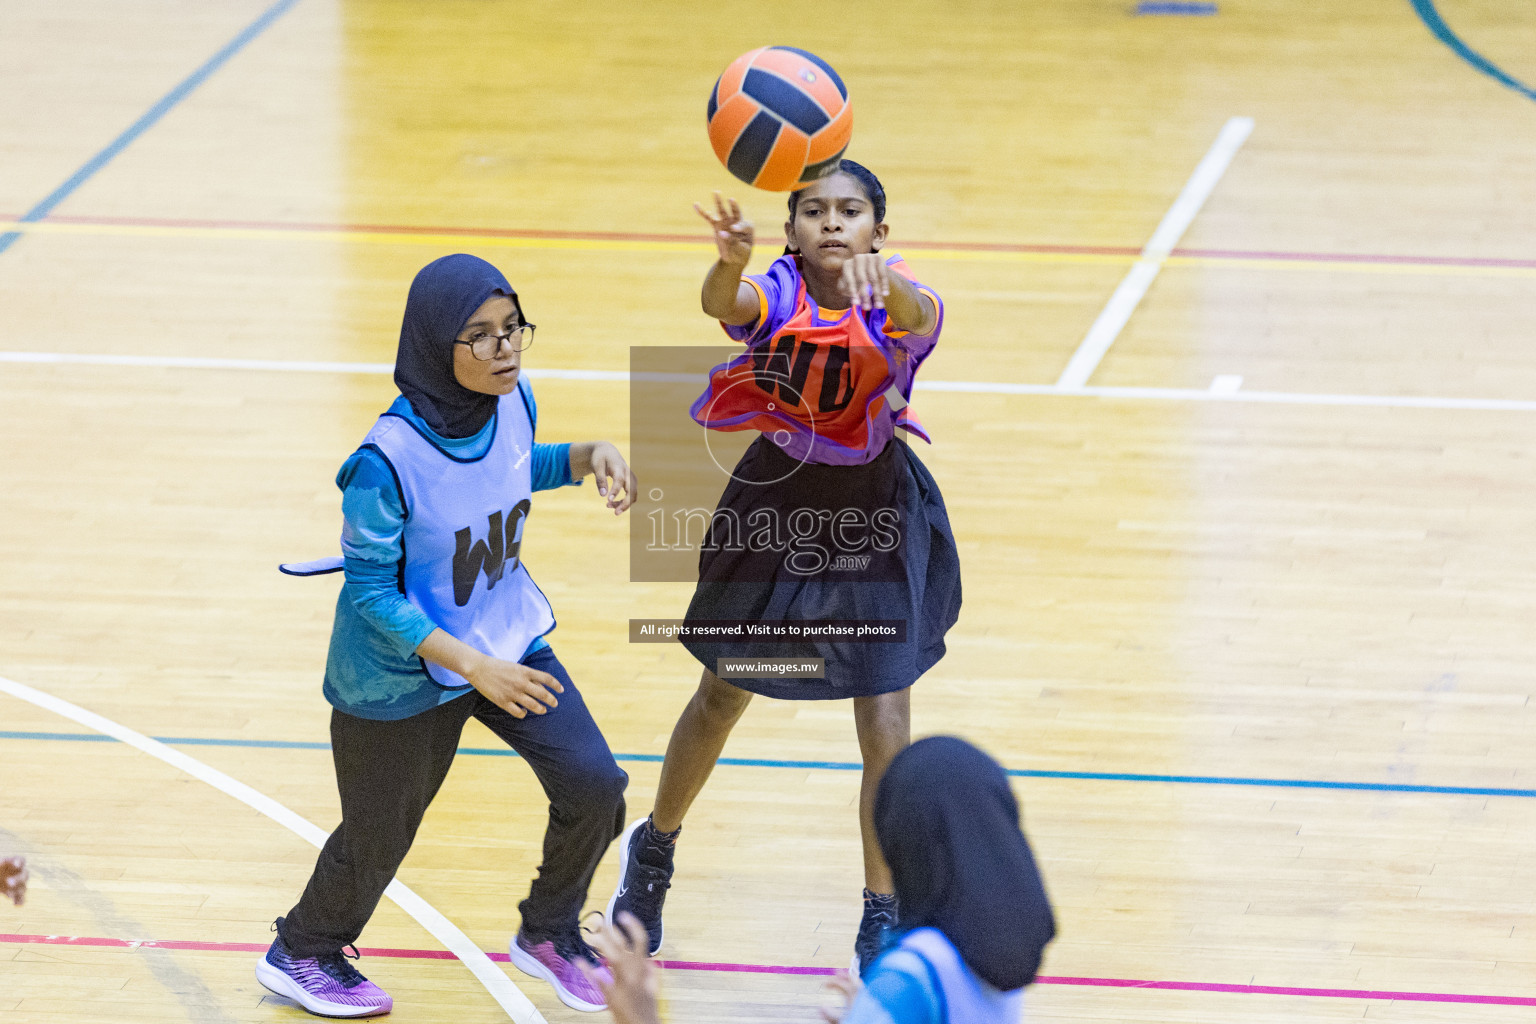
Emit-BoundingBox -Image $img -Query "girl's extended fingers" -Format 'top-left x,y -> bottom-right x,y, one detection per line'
854,259 -> 875,310
693,202 -> 717,227
728,197 -> 743,223
522,681 -> 559,709
577,959 -> 619,1000
529,669 -> 564,693
866,260 -> 884,309
714,191 -> 731,220
616,911 -> 650,954
605,464 -> 629,497
585,921 -> 620,960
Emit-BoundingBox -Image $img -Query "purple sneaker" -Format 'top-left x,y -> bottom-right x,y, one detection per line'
255,932 -> 392,1018
507,930 -> 610,1012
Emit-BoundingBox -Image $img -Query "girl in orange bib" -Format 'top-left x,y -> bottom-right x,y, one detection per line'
610,161 -> 962,975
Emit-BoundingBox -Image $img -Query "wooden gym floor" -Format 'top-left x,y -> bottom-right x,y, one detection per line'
3,1 -> 1535,1021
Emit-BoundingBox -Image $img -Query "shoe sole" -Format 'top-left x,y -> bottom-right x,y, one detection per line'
605,817 -> 663,956
507,938 -> 607,1013
254,958 -> 392,1018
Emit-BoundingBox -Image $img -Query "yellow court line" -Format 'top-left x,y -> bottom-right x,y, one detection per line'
2,220 -> 1532,277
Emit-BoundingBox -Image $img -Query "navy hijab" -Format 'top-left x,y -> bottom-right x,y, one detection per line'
394,254 -> 522,439
876,736 -> 1056,992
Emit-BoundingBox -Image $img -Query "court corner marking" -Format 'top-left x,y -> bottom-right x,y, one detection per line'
0,0 -> 304,258
0,673 -> 546,1024
1055,116 -> 1254,389
1410,0 -> 1536,103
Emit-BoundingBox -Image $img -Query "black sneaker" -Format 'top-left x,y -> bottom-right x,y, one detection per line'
606,817 -> 673,956
852,899 -> 898,977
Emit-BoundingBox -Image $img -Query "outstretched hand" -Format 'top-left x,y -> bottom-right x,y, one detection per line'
820,970 -> 863,1023
695,192 -> 754,269
587,442 -> 637,515
839,253 -> 890,312
2,856 -> 28,906
463,657 -> 563,718
581,912 -> 663,1024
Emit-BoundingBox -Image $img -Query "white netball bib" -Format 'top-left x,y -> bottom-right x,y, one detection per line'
364,383 -> 555,688
889,927 -> 1023,1024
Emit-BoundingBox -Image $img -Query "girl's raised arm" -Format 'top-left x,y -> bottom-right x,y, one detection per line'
696,193 -> 761,326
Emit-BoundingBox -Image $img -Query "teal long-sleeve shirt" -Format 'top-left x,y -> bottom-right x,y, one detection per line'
323,386 -> 580,720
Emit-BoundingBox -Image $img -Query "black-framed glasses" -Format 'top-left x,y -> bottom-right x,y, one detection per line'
456,323 -> 536,360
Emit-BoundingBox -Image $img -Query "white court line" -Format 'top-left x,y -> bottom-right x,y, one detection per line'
1055,117 -> 1255,389
919,379 -> 1536,412
0,673 -> 546,1024
0,350 -> 398,375
1209,374 -> 1244,394
0,350 -> 624,380
5,350 -> 1536,412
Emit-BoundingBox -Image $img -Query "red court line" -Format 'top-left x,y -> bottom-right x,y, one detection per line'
6,211 -> 1534,269
5,933 -> 1535,1006
18,213 -> 712,248
20,213 -> 1143,256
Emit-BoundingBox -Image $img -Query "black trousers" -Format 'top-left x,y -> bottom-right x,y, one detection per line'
279,647 -> 627,956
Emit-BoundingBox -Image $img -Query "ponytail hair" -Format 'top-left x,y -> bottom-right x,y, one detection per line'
783,159 -> 886,256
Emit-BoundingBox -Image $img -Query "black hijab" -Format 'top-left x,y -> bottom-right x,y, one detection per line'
393,254 -> 522,439
875,736 -> 1056,992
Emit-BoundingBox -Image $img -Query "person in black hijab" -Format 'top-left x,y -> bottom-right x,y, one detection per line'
873,736 -> 1056,990
259,254 -> 642,1018
585,735 -> 1055,1023
393,252 -> 523,438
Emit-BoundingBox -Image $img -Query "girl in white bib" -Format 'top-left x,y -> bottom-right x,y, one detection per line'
256,255 -> 636,1017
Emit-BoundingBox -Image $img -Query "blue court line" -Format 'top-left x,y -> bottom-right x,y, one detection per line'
1135,2 -> 1218,15
4,730 -> 1534,798
1410,0 -> 1536,103
0,0 -> 302,257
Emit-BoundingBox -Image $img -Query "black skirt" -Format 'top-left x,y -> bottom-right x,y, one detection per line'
680,435 -> 961,700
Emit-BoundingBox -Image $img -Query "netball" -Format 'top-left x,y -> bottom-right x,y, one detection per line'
706,46 -> 852,191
